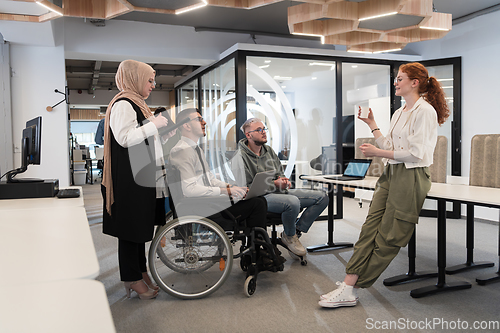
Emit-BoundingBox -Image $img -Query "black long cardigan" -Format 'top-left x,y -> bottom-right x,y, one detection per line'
102,98 -> 165,243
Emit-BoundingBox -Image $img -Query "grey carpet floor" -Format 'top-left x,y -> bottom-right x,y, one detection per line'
85,183 -> 500,332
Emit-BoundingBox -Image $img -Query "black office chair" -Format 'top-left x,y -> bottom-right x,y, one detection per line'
95,147 -> 104,181
148,165 -> 284,299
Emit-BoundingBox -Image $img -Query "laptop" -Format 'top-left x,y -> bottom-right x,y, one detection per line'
245,170 -> 276,200
325,159 -> 372,181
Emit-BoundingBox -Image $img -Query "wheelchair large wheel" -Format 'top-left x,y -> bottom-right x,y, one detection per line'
149,215 -> 233,299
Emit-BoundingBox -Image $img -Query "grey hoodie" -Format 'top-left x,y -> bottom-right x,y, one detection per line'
233,138 -> 286,193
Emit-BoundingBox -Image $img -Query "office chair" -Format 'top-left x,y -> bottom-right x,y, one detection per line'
94,146 -> 104,181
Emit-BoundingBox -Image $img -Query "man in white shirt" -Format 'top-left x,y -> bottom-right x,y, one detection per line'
169,108 -> 269,231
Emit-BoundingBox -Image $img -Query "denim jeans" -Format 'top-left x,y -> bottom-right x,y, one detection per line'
265,189 -> 328,236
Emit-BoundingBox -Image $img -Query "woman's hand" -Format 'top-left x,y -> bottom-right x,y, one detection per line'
359,143 -> 379,158
161,129 -> 177,141
151,114 -> 169,129
357,106 -> 375,126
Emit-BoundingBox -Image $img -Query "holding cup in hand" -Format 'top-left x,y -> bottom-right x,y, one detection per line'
359,106 -> 370,119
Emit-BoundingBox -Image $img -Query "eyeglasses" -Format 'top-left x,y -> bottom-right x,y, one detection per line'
148,79 -> 156,86
394,77 -> 415,84
190,116 -> 204,123
247,127 -> 268,134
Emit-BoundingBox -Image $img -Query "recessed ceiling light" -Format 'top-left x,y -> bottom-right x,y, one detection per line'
176,1 -> 207,15
351,65 -> 358,68
35,1 -> 63,16
420,26 -> 450,31
259,65 -> 270,69
264,60 -> 271,63
311,77 -> 317,80
274,76 -> 292,81
359,12 -> 398,21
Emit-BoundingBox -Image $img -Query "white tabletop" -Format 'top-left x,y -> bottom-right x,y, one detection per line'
302,175 -> 500,208
302,175 -> 378,189
427,182 -> 500,207
0,186 -> 84,211
0,206 -> 100,285
0,279 -> 116,333
280,160 -> 309,166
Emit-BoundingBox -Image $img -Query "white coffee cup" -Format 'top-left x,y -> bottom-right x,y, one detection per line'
360,106 -> 370,118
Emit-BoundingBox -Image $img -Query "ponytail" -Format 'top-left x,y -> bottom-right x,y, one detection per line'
424,76 -> 450,125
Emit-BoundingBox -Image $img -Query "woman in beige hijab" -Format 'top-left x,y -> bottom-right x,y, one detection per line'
102,59 -> 172,300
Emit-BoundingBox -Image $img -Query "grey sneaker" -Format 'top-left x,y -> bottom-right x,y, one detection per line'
281,231 -> 307,256
287,249 -> 304,260
318,281 -> 358,308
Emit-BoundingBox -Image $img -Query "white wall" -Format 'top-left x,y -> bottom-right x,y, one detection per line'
406,10 -> 500,221
10,44 -> 70,186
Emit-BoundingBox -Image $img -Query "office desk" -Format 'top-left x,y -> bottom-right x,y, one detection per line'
0,186 -> 84,211
301,175 -> 378,252
301,175 -> 500,297
0,206 -> 100,286
0,279 -> 116,333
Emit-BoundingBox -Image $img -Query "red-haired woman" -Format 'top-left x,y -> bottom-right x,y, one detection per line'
319,62 -> 450,308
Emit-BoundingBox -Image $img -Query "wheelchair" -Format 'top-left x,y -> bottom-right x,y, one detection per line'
148,167 -> 285,299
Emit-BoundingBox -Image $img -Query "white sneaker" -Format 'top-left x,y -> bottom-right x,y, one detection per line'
320,282 -> 359,300
281,232 -> 307,257
318,281 -> 358,308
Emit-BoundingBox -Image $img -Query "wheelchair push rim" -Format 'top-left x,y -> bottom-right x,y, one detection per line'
149,215 -> 233,299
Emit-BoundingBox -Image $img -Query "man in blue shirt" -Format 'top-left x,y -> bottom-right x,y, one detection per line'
95,118 -> 105,145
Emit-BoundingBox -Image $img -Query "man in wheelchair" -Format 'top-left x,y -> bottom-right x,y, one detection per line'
168,108 -> 285,274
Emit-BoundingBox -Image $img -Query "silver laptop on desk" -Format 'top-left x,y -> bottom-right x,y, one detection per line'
325,159 -> 372,181
245,170 -> 275,200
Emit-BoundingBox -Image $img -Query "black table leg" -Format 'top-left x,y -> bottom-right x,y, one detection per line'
410,199 -> 471,298
476,210 -> 500,285
307,184 -> 353,252
383,230 -> 437,286
446,204 -> 494,274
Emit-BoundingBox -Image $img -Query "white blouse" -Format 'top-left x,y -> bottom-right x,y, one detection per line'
109,100 -> 167,197
375,97 -> 438,168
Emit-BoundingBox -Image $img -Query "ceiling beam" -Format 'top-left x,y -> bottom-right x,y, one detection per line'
88,60 -> 102,94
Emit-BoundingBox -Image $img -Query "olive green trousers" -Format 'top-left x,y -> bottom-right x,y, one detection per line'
345,163 -> 431,288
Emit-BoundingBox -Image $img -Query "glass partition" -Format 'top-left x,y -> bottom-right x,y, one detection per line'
343,63 -> 391,164
200,58 -> 236,182
177,79 -> 198,111
426,64 -> 454,177
246,56 -> 336,186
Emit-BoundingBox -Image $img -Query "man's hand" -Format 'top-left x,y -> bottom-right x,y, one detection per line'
231,186 -> 248,200
222,185 -> 248,200
274,176 -> 291,190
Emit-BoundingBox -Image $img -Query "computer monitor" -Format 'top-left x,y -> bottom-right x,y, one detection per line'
6,116 -> 42,183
